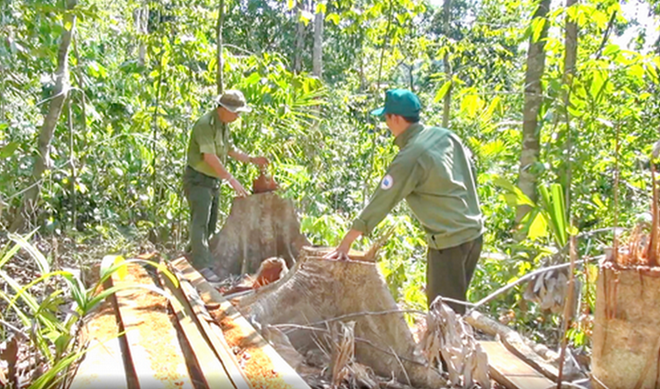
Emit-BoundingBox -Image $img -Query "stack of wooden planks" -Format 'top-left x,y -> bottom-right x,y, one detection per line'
70,258 -> 310,389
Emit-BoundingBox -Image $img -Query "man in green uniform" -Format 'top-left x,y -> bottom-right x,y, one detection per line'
184,90 -> 269,282
326,89 -> 484,314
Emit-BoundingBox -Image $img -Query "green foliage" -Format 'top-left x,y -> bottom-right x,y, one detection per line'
0,0 -> 659,361
0,235 -> 176,388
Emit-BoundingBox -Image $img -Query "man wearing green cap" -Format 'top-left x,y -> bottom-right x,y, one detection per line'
325,89 -> 484,314
184,90 -> 269,282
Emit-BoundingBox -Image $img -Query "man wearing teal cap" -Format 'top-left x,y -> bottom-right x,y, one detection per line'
326,89 -> 484,314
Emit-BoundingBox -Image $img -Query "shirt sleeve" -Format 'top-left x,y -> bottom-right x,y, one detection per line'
351,154 -> 423,235
194,122 -> 215,155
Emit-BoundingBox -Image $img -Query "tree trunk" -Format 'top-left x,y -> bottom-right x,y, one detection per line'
216,0 -> 224,94
135,2 -> 149,66
293,0 -> 305,74
312,6 -> 323,78
561,0 -> 578,215
516,0 -> 551,223
441,0 -> 452,128
10,0 -> 78,233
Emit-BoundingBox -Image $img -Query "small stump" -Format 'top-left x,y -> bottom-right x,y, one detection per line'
592,261 -> 660,389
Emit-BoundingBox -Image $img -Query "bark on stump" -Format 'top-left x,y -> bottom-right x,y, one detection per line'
210,192 -> 310,279
592,261 -> 660,389
237,246 -> 446,389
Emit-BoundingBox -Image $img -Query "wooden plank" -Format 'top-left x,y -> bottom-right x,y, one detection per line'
171,257 -> 311,389
70,306 -> 128,389
173,269 -> 253,389
111,263 -> 194,389
158,269 -> 237,389
480,341 -> 555,389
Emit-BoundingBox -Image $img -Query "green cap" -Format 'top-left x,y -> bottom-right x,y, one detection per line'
370,89 -> 421,118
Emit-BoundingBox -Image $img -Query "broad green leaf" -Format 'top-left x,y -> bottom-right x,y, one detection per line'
0,142 -> 19,158
528,211 -> 548,241
433,80 -> 452,103
592,194 -> 606,210
326,13 -> 340,25
531,17 -> 546,43
461,93 -> 483,118
602,44 -> 620,57
100,255 -> 127,281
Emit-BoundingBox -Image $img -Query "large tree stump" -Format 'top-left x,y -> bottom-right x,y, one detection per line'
237,246 -> 446,389
592,261 -> 660,389
210,192 -> 310,279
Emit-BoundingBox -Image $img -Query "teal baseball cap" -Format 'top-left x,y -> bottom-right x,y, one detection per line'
370,89 -> 421,118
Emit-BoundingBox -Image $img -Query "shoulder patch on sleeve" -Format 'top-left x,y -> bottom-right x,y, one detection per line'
380,174 -> 394,190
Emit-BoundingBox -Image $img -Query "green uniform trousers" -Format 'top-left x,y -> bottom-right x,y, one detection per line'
427,235 -> 483,314
183,166 -> 220,270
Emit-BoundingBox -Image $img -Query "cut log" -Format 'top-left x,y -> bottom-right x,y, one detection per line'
592,262 -> 660,389
157,269 -> 237,389
167,266 -> 252,389
171,257 -> 311,389
210,192 -> 311,279
466,310 -> 561,382
479,341 -> 554,389
237,247 -> 446,389
70,304 -> 128,389
110,263 -> 194,389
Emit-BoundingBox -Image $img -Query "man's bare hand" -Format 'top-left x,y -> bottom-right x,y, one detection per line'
251,156 -> 269,167
323,244 -> 350,261
323,229 -> 362,261
228,177 -> 249,197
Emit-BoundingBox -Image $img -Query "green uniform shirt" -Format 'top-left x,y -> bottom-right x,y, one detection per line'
186,109 -> 233,178
351,123 -> 484,250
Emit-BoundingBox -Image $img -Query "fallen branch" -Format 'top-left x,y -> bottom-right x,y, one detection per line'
272,323 -> 438,373
466,310 -> 560,382
291,309 -> 427,330
464,256 -> 603,316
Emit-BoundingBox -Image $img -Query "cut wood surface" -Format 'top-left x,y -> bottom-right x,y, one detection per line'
171,267 -> 252,389
70,304 -> 128,389
466,310 -> 560,381
480,341 -> 555,389
110,263 -> 194,389
592,263 -> 660,389
236,247 -> 445,389
158,269 -> 237,389
171,257 -> 311,389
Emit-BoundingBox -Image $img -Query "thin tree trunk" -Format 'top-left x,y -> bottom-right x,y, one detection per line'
72,37 -> 86,232
516,0 -> 551,223
561,0 -> 578,216
10,0 -> 78,233
216,0 -> 224,94
312,5 -> 323,78
376,0 -> 394,91
293,0 -> 305,74
441,0 -> 452,128
136,2 -> 149,66
67,99 -> 76,231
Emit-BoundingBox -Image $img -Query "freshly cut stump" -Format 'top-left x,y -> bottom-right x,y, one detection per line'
210,192 -> 310,279
237,246 -> 445,389
592,262 -> 660,389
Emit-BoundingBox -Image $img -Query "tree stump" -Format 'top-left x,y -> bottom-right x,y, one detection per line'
592,261 -> 660,389
236,246 -> 446,389
210,192 -> 310,279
